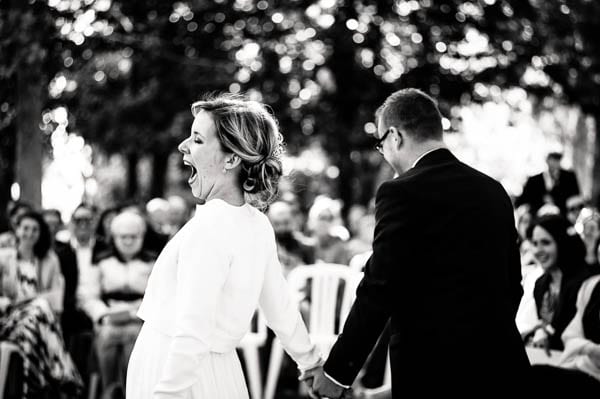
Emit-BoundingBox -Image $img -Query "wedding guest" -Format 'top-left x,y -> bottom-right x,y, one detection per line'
1,201 -> 33,251
524,214 -> 593,350
42,208 -> 64,240
306,195 -> 351,264
0,225 -> 16,249
267,200 -> 315,276
94,206 -> 121,259
43,208 -> 82,346
530,274 -> 600,394
0,211 -> 83,398
575,207 -> 600,268
516,151 -> 580,217
80,211 -> 154,391
345,212 -> 375,260
166,195 -> 191,236
565,195 -> 585,226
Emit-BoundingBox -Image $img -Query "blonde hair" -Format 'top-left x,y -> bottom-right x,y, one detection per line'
191,93 -> 284,210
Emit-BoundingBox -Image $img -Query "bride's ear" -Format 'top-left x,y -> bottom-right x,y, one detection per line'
224,154 -> 242,171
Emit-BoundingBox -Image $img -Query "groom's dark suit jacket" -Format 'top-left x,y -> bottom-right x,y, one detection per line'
324,149 -> 530,396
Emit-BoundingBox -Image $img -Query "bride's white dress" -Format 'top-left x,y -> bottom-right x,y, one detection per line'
126,199 -> 320,399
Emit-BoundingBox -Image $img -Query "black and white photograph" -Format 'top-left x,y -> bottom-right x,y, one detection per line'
1,0 -> 600,398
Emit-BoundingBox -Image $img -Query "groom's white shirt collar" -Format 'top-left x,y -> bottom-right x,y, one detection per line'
324,371 -> 351,389
411,147 -> 446,170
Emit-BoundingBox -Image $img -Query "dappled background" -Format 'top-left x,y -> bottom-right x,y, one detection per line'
1,0 -> 599,219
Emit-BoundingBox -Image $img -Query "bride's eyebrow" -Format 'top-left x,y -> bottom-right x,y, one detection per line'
192,130 -> 204,139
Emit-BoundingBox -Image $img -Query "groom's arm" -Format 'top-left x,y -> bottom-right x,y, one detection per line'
324,181 -> 410,386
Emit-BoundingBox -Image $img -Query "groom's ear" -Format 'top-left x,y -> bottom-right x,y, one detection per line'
394,128 -> 403,149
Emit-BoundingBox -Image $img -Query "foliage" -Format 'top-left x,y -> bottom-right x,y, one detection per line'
2,0 -> 600,211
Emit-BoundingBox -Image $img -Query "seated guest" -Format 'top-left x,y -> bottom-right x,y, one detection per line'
0,211 -> 83,397
530,274 -> 600,395
7,200 -> 33,230
522,214 -> 593,350
267,200 -> 315,276
565,195 -> 585,226
166,195 -> 191,236
306,195 -> 352,264
42,208 -> 66,242
0,201 -> 33,251
575,207 -> 600,268
120,202 -> 168,255
345,212 -> 375,261
42,207 -> 91,347
0,225 -> 16,249
80,211 -> 154,391
94,206 -> 121,260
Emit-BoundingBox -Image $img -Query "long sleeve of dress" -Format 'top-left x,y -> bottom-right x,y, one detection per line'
259,245 -> 321,370
153,222 -> 231,398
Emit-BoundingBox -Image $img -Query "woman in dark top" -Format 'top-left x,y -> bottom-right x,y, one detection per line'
528,214 -> 594,350
530,274 -> 600,395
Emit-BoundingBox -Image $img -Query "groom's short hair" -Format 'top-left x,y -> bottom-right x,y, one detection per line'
375,88 -> 443,142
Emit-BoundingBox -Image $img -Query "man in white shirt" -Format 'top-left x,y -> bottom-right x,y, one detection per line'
69,204 -> 102,315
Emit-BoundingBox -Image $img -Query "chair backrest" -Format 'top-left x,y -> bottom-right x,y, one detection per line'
349,251 -> 372,273
239,311 -> 268,347
287,264 -> 363,337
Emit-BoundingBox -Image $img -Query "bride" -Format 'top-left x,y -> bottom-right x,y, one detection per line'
126,94 -> 321,398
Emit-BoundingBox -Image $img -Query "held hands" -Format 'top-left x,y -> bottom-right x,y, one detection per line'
531,325 -> 552,355
299,365 -> 351,399
584,342 -> 600,368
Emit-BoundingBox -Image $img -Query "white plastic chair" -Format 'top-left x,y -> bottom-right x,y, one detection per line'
0,341 -> 21,399
349,250 -> 372,273
237,311 -> 267,399
263,264 -> 363,399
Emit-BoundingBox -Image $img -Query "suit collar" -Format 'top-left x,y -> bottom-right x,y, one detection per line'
412,148 -> 457,169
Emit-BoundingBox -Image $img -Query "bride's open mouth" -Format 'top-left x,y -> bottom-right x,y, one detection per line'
183,160 -> 198,184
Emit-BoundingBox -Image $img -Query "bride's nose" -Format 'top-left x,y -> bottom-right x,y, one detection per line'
178,138 -> 189,154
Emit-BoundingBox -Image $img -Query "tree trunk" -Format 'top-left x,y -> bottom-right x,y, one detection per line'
150,151 -> 169,199
570,110 -> 595,201
329,11 -> 358,216
15,66 -> 43,208
126,152 -> 139,201
592,112 -> 600,208
0,126 -> 16,226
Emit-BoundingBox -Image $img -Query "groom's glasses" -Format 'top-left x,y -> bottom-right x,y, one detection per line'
374,128 -> 393,154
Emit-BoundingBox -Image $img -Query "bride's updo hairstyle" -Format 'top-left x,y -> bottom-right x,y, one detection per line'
191,93 -> 284,210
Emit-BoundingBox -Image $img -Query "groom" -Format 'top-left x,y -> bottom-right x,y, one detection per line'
302,89 -> 530,397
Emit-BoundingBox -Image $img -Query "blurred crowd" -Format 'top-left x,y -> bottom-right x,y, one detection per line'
0,189 -> 377,399
1,150 -> 599,398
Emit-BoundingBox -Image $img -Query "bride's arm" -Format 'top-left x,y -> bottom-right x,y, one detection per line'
153,222 -> 230,398
258,238 -> 321,370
